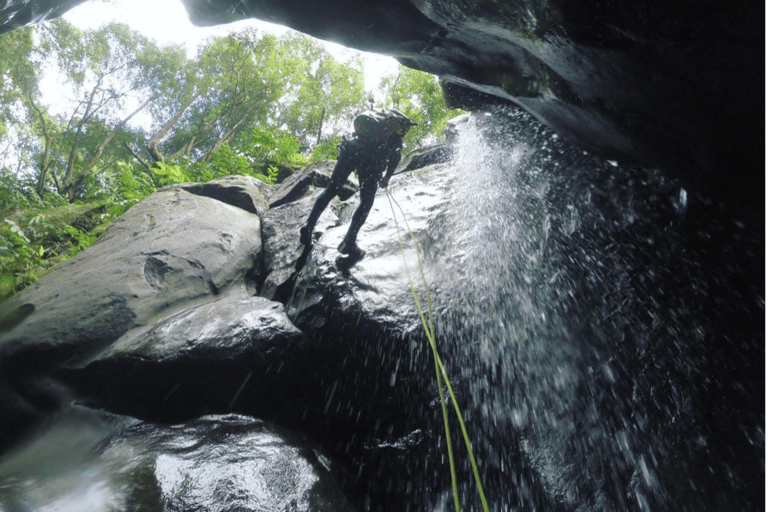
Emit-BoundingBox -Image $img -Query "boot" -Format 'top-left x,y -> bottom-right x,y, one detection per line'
337,237 -> 364,257
299,225 -> 311,246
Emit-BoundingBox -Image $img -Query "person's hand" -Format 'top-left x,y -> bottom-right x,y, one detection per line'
380,177 -> 390,188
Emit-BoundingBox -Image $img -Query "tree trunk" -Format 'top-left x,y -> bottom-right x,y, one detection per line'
124,142 -> 152,171
146,90 -> 203,163
64,95 -> 154,201
63,76 -> 102,187
316,106 -> 325,145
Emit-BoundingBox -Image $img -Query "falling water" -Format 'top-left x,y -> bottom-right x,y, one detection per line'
425,109 -> 762,511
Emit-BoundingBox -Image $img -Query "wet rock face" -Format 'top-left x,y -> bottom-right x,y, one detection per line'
0,407 -> 357,512
61,294 -> 312,422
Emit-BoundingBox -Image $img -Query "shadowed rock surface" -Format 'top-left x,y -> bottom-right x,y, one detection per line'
169,174 -> 272,216
61,293 -> 311,422
0,407 -> 357,511
269,160 -> 358,209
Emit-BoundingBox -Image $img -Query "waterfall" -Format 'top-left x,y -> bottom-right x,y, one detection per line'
425,109 -> 761,511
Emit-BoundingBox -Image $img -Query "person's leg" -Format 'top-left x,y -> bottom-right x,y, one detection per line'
301,183 -> 339,244
300,154 -> 356,244
338,178 -> 377,254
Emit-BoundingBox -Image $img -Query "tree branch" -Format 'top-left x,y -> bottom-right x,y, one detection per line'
146,90 -> 203,163
65,94 -> 155,201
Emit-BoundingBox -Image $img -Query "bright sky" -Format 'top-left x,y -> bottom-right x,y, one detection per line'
60,0 -> 400,96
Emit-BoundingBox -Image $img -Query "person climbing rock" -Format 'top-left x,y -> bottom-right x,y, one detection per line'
299,108 -> 416,257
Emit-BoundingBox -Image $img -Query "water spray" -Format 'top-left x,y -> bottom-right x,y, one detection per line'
383,186 -> 488,512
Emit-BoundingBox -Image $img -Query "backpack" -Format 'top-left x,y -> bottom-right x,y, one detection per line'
353,109 -> 413,140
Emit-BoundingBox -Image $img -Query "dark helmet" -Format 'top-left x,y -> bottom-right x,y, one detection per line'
386,109 -> 418,137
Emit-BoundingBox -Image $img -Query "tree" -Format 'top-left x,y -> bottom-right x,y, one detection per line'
15,20 -> 167,201
377,65 -> 460,152
0,26 -> 37,137
126,29 -> 367,182
273,33 -> 366,145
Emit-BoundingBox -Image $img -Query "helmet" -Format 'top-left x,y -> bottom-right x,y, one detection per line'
386,109 -> 418,137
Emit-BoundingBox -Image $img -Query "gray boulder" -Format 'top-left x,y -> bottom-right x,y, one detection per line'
61,293 -> 310,422
0,187 -> 263,369
0,185 -> 265,448
259,195 -> 338,302
269,160 -> 358,209
394,143 -> 453,175
168,174 -> 272,216
0,406 -> 357,512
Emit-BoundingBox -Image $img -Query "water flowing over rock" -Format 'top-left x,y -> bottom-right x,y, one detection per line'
0,110 -> 762,511
0,407 -> 357,511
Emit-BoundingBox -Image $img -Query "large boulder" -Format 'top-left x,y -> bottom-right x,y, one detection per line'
0,186 -> 262,369
60,293 -> 311,423
0,406 -> 357,512
0,180 -> 265,447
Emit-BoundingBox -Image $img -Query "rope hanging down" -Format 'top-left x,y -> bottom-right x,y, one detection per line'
383,187 -> 489,512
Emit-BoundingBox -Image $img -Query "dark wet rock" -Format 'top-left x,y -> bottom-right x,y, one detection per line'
0,0 -> 81,32
269,160 -> 358,209
0,188 -> 261,370
287,163 -> 453,338
259,195 -> 338,302
0,188 -> 261,447
394,143 -> 452,175
168,174 -> 271,216
0,406 -> 357,512
60,293 -> 310,423
273,110 -> 759,511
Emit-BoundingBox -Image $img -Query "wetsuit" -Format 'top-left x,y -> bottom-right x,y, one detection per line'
302,132 -> 402,253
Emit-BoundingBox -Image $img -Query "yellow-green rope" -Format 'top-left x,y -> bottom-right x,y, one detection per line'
384,187 -> 489,512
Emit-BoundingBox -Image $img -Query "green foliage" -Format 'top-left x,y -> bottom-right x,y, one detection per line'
263,165 -> 280,185
0,20 -> 461,298
0,219 -> 43,297
151,162 -> 188,185
238,126 -> 308,166
0,200 -> 110,299
377,65 -> 463,152
63,225 -> 98,254
309,135 -> 342,161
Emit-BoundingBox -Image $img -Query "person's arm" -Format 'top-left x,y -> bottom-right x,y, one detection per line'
380,138 -> 402,188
